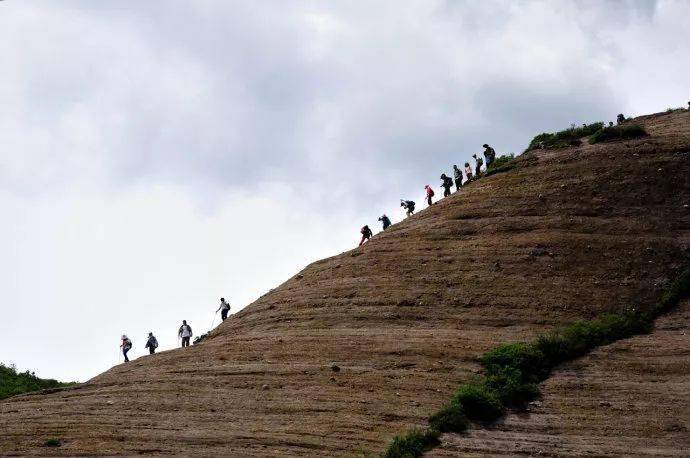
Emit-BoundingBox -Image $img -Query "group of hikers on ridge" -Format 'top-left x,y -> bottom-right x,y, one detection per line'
359,144 -> 496,246
119,298 -> 231,362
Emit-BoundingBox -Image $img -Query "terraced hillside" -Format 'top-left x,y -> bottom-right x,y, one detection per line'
1,110 -> 688,456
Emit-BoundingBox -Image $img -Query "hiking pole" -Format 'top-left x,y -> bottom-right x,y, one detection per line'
210,310 -> 218,330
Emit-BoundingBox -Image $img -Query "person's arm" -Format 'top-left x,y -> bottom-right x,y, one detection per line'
189,326 -> 193,336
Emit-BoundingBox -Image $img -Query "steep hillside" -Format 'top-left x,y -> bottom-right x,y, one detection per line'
1,110 -> 688,456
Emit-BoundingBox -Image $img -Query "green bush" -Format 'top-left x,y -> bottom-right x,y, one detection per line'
452,383 -> 504,422
382,428 -> 439,458
657,268 -> 690,313
483,367 -> 540,407
588,124 -> 647,144
488,154 -> 515,170
480,342 -> 545,380
429,402 -> 468,433
42,438 -> 61,447
526,122 -> 604,151
0,364 -> 74,400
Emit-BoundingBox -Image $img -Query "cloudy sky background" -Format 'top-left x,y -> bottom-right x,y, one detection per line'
1,0 -> 688,381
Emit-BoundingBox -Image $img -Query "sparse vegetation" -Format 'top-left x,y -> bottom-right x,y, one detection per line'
588,124 -> 647,144
383,268 -> 690,457
193,332 -> 209,345
382,428 -> 439,458
42,438 -> 61,447
0,364 -> 74,400
526,122 -> 604,151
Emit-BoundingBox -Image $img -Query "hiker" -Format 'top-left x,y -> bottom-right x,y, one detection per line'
440,174 -> 453,197
464,162 -> 473,182
617,113 -> 625,124
453,165 -> 463,191
400,200 -> 415,216
424,185 -> 434,206
378,214 -> 391,230
359,225 -> 373,246
483,144 -> 496,168
178,320 -> 193,347
120,335 -> 132,362
216,297 -> 231,321
145,332 -> 158,355
472,154 -> 483,177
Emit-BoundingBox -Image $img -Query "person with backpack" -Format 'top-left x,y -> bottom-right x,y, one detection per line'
216,297 -> 231,321
453,165 -> 463,191
400,200 -> 415,216
464,162 -> 473,182
424,185 -> 434,206
483,144 -> 496,168
359,225 -> 373,246
378,214 -> 391,230
120,335 -> 132,362
472,154 -> 483,177
145,332 -> 158,355
178,320 -> 193,347
440,174 -> 453,197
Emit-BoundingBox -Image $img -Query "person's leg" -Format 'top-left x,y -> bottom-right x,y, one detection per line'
149,347 -> 154,355
455,180 -> 460,191
221,309 -> 228,321
123,349 -> 129,362
427,196 -> 431,206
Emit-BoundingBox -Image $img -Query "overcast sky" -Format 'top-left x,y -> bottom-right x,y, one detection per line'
1,0 -> 688,382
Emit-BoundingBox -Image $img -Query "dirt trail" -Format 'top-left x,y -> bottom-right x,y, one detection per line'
1,110 -> 689,456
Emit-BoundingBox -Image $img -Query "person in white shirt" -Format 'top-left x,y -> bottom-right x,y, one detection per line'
216,298 -> 231,321
178,320 -> 193,347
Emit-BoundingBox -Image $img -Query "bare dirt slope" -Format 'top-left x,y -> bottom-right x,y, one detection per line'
1,110 -> 689,456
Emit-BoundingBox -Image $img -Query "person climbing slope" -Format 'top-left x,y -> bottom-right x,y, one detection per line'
120,335 -> 132,362
483,144 -> 496,168
464,162 -> 473,182
424,185 -> 434,206
472,154 -> 483,177
359,225 -> 373,246
400,200 -> 415,216
178,320 -> 193,348
440,173 -> 453,197
453,165 -> 463,191
216,297 -> 231,321
145,332 -> 158,355
378,214 -> 391,230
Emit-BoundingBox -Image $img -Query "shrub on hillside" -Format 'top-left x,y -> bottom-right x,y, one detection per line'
0,364 -> 73,400
487,154 -> 515,170
382,428 -> 439,458
526,122 -> 604,151
483,367 -> 540,407
588,124 -> 647,144
428,402 -> 468,433
452,383 -> 504,422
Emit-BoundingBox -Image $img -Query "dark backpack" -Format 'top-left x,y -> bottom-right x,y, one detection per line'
406,201 -> 415,210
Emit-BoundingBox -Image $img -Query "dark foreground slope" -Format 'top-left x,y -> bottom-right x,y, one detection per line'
1,110 -> 688,456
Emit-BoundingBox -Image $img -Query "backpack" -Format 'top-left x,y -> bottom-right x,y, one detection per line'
150,337 -> 158,348
427,188 -> 435,197
123,338 -> 132,350
406,201 -> 415,210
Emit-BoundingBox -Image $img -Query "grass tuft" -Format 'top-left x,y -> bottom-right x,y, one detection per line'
42,438 -> 61,447
382,428 -> 439,458
428,402 -> 468,433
